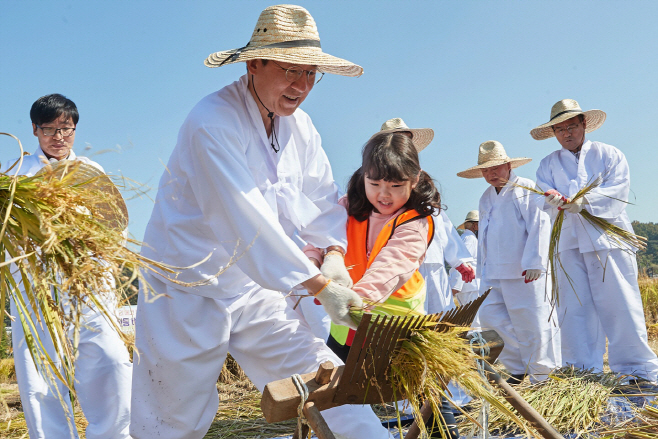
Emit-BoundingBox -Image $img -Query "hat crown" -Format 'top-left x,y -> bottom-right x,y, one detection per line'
465,210 -> 479,222
248,5 -> 320,48
477,140 -> 509,165
380,118 -> 410,132
549,99 -> 583,121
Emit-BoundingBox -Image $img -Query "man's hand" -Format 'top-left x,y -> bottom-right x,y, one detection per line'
455,263 -> 475,283
522,269 -> 542,283
560,197 -> 585,214
320,251 -> 353,288
544,189 -> 568,208
315,281 -> 362,329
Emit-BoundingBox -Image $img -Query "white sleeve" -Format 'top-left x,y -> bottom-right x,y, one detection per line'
182,123 -> 319,291
515,187 -> 550,272
441,211 -> 473,268
583,148 -> 630,220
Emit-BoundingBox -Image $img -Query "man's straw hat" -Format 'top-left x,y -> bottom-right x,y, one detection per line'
204,4 -> 363,77
457,210 -> 479,230
370,118 -> 434,152
457,140 -> 531,179
530,99 -> 606,141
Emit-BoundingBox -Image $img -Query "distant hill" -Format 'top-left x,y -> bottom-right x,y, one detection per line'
634,221 -> 658,275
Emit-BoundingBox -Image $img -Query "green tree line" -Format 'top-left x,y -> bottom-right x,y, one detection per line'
634,221 -> 658,276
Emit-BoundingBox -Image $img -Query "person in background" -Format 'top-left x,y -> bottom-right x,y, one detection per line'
458,140 -> 560,384
532,98 -> 658,383
450,210 -> 480,311
7,93 -> 132,439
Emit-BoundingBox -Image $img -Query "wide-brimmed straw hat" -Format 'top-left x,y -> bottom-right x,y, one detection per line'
204,4 -> 363,77
457,140 -> 531,179
530,99 -> 606,140
457,210 -> 479,230
370,118 -> 434,152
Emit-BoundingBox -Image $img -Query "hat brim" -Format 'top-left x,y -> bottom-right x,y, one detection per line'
530,109 -> 606,141
204,46 -> 363,77
457,157 -> 532,179
369,127 -> 434,152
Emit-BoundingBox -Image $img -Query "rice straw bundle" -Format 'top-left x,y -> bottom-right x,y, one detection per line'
349,303 -> 531,438
621,401 -> 658,439
0,133 -> 211,409
460,367 -> 619,438
510,176 -> 647,306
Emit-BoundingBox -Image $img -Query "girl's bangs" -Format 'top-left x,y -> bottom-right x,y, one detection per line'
363,153 -> 412,182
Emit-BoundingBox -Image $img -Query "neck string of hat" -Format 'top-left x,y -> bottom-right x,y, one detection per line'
251,74 -> 280,153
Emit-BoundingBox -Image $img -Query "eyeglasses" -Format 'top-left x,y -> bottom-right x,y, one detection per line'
553,122 -> 581,136
37,125 -> 76,137
270,60 -> 324,85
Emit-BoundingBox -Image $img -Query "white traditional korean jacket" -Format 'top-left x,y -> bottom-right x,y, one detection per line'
478,171 -> 550,280
141,74 -> 347,298
4,147 -> 103,177
449,229 -> 479,294
421,210 -> 474,313
535,139 -> 635,254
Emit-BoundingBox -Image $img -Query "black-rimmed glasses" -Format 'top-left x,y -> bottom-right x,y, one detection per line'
270,60 -> 324,85
37,126 -> 76,137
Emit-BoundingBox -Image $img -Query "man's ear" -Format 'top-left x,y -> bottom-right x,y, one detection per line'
246,59 -> 260,75
32,123 -> 38,137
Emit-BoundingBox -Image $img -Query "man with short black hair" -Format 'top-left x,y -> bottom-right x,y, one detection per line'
8,93 -> 132,439
532,98 -> 658,382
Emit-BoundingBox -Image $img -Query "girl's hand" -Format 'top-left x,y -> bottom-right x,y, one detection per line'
320,251 -> 353,288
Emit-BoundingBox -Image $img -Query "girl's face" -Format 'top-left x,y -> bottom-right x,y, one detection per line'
364,174 -> 418,215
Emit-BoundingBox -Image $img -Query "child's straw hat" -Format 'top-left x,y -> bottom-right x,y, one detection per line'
457,141 -> 531,179
204,4 -> 362,77
372,118 -> 434,152
530,99 -> 606,140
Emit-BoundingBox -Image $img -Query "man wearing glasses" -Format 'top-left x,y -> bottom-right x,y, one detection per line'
7,93 -> 132,438
131,5 -> 390,439
532,98 -> 658,384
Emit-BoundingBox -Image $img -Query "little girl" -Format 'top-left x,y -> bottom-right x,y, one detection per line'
323,131 -> 458,439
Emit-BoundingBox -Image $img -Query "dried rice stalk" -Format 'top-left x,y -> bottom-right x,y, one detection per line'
0,133 -> 222,418
510,176 -> 646,306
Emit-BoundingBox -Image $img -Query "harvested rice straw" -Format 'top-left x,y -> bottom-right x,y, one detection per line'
460,367 -> 619,438
510,176 -> 646,306
349,304 -> 532,439
0,133 -> 232,415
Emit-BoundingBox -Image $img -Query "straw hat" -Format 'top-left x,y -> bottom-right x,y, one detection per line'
457,210 -> 479,230
204,4 -> 363,77
457,141 -> 531,179
530,99 -> 606,140
370,118 -> 434,152
36,161 -> 129,230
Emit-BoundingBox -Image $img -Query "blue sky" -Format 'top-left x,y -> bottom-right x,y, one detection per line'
2,1 -> 658,243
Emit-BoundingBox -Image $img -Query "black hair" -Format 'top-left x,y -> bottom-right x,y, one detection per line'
347,132 -> 441,221
30,94 -> 79,126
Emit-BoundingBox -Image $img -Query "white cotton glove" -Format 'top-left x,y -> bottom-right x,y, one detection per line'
561,197 -> 586,214
522,269 -> 543,283
314,281 -> 362,330
320,252 -> 353,288
544,189 -> 568,208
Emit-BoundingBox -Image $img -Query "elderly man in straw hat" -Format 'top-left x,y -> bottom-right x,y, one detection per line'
458,141 -> 560,384
532,99 -> 658,383
5,94 -> 133,439
130,5 -> 391,439
449,210 -> 481,308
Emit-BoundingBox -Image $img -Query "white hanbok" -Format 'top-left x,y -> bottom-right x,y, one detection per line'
6,149 -> 132,439
536,139 -> 658,380
131,75 -> 390,439
478,171 -> 560,382
448,229 -> 480,307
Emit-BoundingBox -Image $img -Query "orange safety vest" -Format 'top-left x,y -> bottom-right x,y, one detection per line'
331,209 -> 434,346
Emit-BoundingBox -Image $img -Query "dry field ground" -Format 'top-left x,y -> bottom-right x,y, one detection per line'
2,277 -> 658,438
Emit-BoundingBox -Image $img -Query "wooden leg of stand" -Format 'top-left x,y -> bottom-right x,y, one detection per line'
302,401 -> 336,439
292,423 -> 310,439
482,362 -> 562,439
401,400 -> 432,439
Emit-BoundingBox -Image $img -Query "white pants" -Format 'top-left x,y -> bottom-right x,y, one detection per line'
556,248 -> 658,381
130,275 -> 389,439
479,276 -> 561,382
285,294 -> 331,341
12,297 -> 133,439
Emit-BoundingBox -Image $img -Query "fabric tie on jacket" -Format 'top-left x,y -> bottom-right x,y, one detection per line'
272,181 -> 322,230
